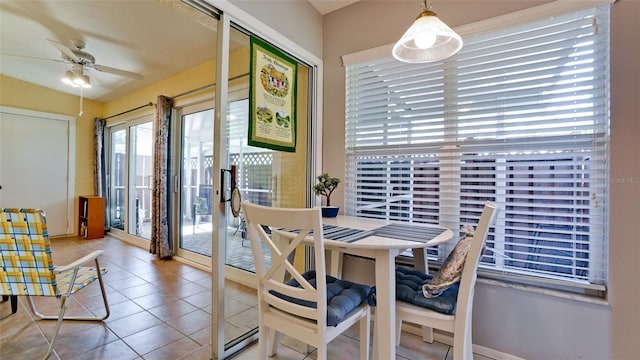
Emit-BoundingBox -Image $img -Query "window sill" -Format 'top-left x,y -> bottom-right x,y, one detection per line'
477,277 -> 610,306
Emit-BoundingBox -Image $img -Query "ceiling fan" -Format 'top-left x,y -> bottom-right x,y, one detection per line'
2,39 -> 144,85
48,39 -> 144,81
2,39 -> 144,115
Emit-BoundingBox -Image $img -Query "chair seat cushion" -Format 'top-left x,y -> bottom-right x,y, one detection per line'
395,267 -> 459,315
272,270 -> 371,327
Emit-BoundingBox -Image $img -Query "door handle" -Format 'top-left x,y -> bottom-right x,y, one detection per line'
219,165 -> 237,203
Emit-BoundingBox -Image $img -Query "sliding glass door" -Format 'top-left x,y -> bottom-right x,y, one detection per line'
176,102 -> 215,262
129,122 -> 153,239
107,116 -> 153,246
109,127 -> 126,232
217,23 -> 314,356
170,21 -> 316,356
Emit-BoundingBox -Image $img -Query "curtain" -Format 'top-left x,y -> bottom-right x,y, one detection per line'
93,118 -> 108,229
150,95 -> 173,258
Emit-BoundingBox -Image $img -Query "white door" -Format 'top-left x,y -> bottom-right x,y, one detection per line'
0,107 -> 75,236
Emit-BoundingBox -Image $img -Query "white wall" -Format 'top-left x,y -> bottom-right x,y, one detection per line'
322,0 -> 640,359
229,0 -> 323,59
608,1 -> 640,359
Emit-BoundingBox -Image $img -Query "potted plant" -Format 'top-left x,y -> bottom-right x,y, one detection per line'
312,172 -> 341,217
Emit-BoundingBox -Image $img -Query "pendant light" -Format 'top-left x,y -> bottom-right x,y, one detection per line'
60,64 -> 91,116
61,64 -> 91,88
392,0 -> 462,63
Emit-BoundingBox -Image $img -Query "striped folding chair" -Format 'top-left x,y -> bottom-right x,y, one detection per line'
0,208 -> 110,359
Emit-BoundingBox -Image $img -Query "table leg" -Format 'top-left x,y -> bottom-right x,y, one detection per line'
373,249 -> 396,360
412,247 -> 429,272
328,250 -> 342,278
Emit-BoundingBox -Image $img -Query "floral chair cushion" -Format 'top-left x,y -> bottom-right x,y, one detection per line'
422,224 -> 476,298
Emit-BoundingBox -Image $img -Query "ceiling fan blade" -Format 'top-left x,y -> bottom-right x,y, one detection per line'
0,54 -> 67,64
47,39 -> 80,62
93,64 -> 143,80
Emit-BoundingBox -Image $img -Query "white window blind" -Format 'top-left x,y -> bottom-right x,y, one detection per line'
344,6 -> 609,290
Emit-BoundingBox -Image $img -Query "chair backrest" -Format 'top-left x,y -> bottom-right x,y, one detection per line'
455,202 -> 499,328
0,208 -> 58,297
241,201 -> 330,327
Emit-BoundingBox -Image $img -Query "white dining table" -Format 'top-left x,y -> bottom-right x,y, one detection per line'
275,215 -> 454,360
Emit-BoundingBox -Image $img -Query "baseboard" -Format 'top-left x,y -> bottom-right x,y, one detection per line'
401,323 -> 525,360
225,265 -> 257,288
173,255 -> 211,273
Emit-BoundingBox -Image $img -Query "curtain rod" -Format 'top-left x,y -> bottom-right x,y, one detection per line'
103,102 -> 154,120
169,72 -> 249,100
102,72 -> 249,118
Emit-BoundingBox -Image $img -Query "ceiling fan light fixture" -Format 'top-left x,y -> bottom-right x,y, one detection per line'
62,66 -> 91,88
81,77 -> 92,88
392,1 -> 462,63
73,73 -> 91,88
62,70 -> 75,86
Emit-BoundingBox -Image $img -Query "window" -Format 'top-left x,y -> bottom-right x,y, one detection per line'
344,5 -> 609,292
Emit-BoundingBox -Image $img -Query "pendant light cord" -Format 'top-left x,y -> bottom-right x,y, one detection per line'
79,87 -> 84,116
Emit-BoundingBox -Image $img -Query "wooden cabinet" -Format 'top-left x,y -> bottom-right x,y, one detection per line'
78,196 -> 105,240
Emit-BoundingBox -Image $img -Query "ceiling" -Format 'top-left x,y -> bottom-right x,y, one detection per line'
0,0 -> 220,102
0,0 -> 357,104
308,0 -> 360,15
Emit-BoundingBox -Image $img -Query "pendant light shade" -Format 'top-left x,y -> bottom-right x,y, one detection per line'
392,3 -> 462,63
62,70 -> 75,86
60,64 -> 91,116
61,64 -> 91,88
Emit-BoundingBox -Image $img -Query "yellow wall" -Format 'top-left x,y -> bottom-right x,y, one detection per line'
103,47 -> 250,120
103,60 -> 215,120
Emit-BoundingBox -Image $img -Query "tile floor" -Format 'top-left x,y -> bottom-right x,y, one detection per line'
0,235 -> 492,360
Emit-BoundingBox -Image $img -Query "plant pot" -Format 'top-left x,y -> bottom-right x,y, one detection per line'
321,206 -> 339,218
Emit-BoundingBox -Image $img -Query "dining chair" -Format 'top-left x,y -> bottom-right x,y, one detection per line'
242,201 -> 371,360
0,208 -> 110,360
394,201 -> 499,359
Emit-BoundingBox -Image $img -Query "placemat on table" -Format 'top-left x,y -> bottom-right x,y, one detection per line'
278,224 -> 374,243
372,224 -> 446,243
